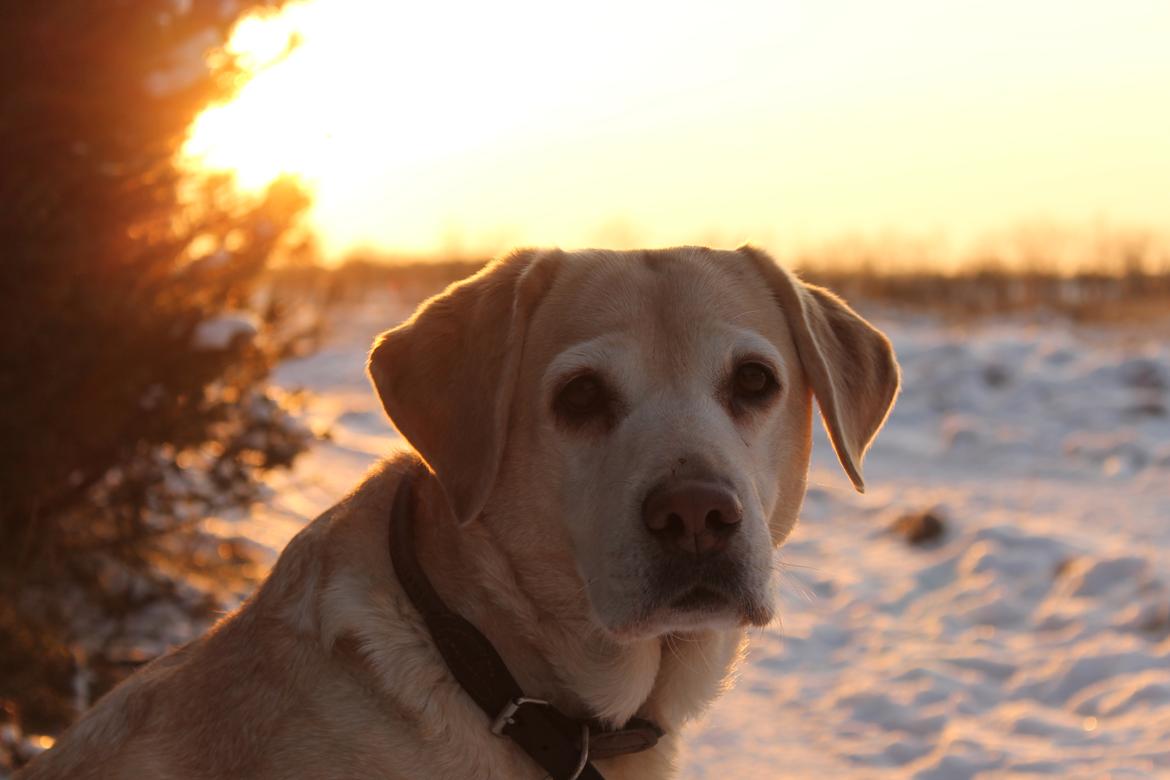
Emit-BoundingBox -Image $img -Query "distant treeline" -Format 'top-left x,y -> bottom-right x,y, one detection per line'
801,267 -> 1170,322
267,254 -> 1170,323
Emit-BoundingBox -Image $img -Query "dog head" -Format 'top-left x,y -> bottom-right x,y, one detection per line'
369,246 -> 898,640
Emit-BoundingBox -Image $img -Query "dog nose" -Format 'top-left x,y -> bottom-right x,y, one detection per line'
642,480 -> 743,556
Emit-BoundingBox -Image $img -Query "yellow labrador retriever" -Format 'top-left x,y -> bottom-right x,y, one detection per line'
21,246 -> 898,779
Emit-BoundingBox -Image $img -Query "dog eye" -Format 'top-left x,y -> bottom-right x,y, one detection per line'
554,373 -> 610,422
732,361 -> 778,402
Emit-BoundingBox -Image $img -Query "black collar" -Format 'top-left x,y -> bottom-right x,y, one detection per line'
389,469 -> 664,780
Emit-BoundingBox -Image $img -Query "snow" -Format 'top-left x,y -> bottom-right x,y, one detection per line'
235,296 -> 1170,778
191,311 -> 260,350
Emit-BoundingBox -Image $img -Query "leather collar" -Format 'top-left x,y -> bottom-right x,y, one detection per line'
389,468 -> 664,780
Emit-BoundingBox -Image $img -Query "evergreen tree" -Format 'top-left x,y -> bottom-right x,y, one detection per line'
0,0 -> 308,738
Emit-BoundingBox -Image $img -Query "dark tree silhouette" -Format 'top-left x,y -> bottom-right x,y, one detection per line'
0,0 -> 307,741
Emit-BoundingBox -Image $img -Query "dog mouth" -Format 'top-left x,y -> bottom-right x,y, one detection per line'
598,551 -> 774,639
642,577 -> 772,633
602,575 -> 772,640
650,558 -> 771,625
669,585 -> 730,612
654,555 -> 743,601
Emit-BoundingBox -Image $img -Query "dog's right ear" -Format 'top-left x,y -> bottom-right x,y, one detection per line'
368,249 -> 562,525
737,245 -> 900,493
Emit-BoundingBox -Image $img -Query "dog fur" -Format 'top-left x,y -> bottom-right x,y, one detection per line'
21,246 -> 899,779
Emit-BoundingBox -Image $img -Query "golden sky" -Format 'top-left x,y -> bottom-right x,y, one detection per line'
185,0 -> 1170,263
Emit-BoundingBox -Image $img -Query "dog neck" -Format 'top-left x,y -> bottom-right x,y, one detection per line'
409,469 -> 746,735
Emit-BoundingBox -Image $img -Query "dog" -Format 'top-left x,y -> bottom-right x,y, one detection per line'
21,245 -> 899,779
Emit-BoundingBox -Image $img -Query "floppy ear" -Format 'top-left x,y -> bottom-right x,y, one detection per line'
368,248 -> 562,523
738,245 -> 900,492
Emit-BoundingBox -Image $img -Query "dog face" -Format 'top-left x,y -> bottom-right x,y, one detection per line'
505,251 -> 815,637
370,246 -> 898,641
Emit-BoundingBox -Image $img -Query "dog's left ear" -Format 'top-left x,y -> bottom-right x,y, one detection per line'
368,249 -> 563,524
738,245 -> 900,492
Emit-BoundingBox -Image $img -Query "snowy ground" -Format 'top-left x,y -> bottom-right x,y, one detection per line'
233,295 -> 1170,779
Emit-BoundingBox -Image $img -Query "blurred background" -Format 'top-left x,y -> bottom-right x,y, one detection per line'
2,1 -> 1168,776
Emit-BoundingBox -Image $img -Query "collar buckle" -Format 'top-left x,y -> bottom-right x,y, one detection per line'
491,698 -> 591,780
490,697 -> 550,735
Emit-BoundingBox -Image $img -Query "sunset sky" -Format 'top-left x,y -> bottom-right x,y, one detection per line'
185,0 -> 1170,263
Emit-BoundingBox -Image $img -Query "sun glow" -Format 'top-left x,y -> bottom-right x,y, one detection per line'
183,2 -> 386,191
185,0 -> 1170,263
183,1 -> 669,238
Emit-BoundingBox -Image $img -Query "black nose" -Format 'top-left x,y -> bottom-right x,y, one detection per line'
641,480 -> 743,556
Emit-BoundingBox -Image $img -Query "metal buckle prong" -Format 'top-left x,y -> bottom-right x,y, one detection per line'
568,722 -> 590,780
490,697 -> 549,735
